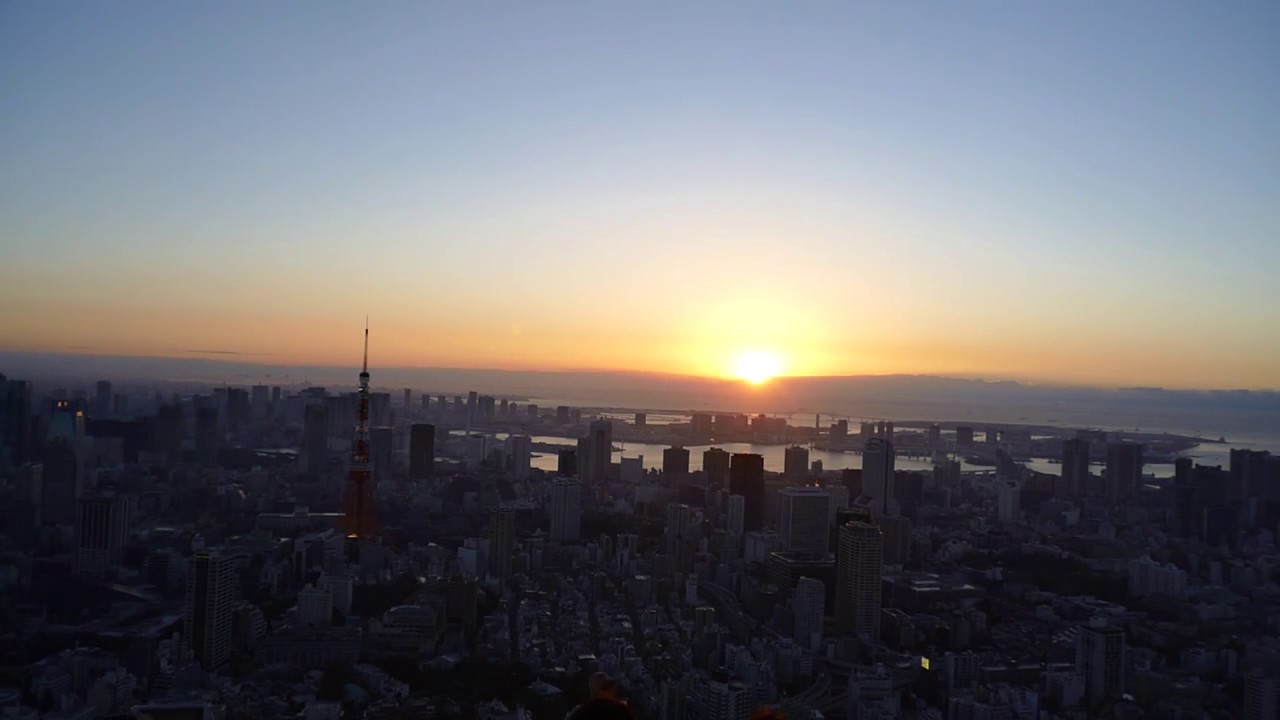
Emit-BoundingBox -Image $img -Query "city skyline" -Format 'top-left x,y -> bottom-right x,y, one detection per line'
3,2 -> 1279,389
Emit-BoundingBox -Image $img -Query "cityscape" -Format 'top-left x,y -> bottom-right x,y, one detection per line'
2,2 -> 1279,720
1,328 -> 1279,720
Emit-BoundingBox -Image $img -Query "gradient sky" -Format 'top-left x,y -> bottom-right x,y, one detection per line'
2,2 -> 1277,389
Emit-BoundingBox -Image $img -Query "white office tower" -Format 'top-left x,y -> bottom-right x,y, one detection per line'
997,479 -> 1021,524
550,477 -> 582,542
727,494 -> 745,537
837,521 -> 883,641
793,576 -> 825,651
862,438 -> 896,516
504,434 -> 532,479
1076,618 -> 1126,705
297,583 -> 333,627
780,487 -> 832,554
185,550 -> 238,671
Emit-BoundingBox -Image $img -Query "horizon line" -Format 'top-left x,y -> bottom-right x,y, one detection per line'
1,348 -> 1277,395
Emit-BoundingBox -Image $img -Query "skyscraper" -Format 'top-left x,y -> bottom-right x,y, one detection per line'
94,380 -> 112,418
584,419 -> 613,485
703,447 -> 731,490
1076,620 -> 1126,705
794,576 -> 825,651
664,445 -> 691,480
1105,442 -> 1144,503
665,502 -> 693,566
195,407 -> 221,466
779,487 -> 831,554
301,404 -> 328,476
784,445 -> 810,484
506,434 -> 532,479
40,437 -> 79,525
74,490 -> 131,578
409,423 -> 435,480
1060,438 -> 1090,499
861,438 -> 896,516
402,388 -> 411,408
370,426 -> 394,486
185,549 -> 238,671
343,326 -> 378,540
250,384 -> 270,420
1,378 -> 33,467
549,477 -> 582,542
996,479 -> 1020,524
557,448 -> 577,477
727,494 -> 745,537
836,521 -> 883,640
729,453 -> 765,531
490,508 -> 515,579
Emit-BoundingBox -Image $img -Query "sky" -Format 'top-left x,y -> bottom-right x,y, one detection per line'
1,2 -> 1277,389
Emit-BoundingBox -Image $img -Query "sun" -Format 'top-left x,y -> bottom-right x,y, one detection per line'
732,350 -> 782,385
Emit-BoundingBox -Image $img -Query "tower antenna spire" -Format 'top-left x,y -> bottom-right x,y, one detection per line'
363,316 -> 369,373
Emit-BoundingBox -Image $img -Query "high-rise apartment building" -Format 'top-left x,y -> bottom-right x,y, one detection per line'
836,521 -> 883,641
729,453 -> 765,532
409,423 -> 435,480
1244,671 -> 1279,720
1076,620 -> 1126,705
779,487 -> 831,554
185,550 -> 238,671
550,477 -> 582,542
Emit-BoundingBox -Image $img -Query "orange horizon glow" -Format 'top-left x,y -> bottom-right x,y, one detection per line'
1,270 -> 1278,389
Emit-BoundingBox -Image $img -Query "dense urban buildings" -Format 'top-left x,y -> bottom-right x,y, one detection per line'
0,357 -> 1277,720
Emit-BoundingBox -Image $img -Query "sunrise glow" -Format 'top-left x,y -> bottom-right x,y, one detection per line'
732,350 -> 782,385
